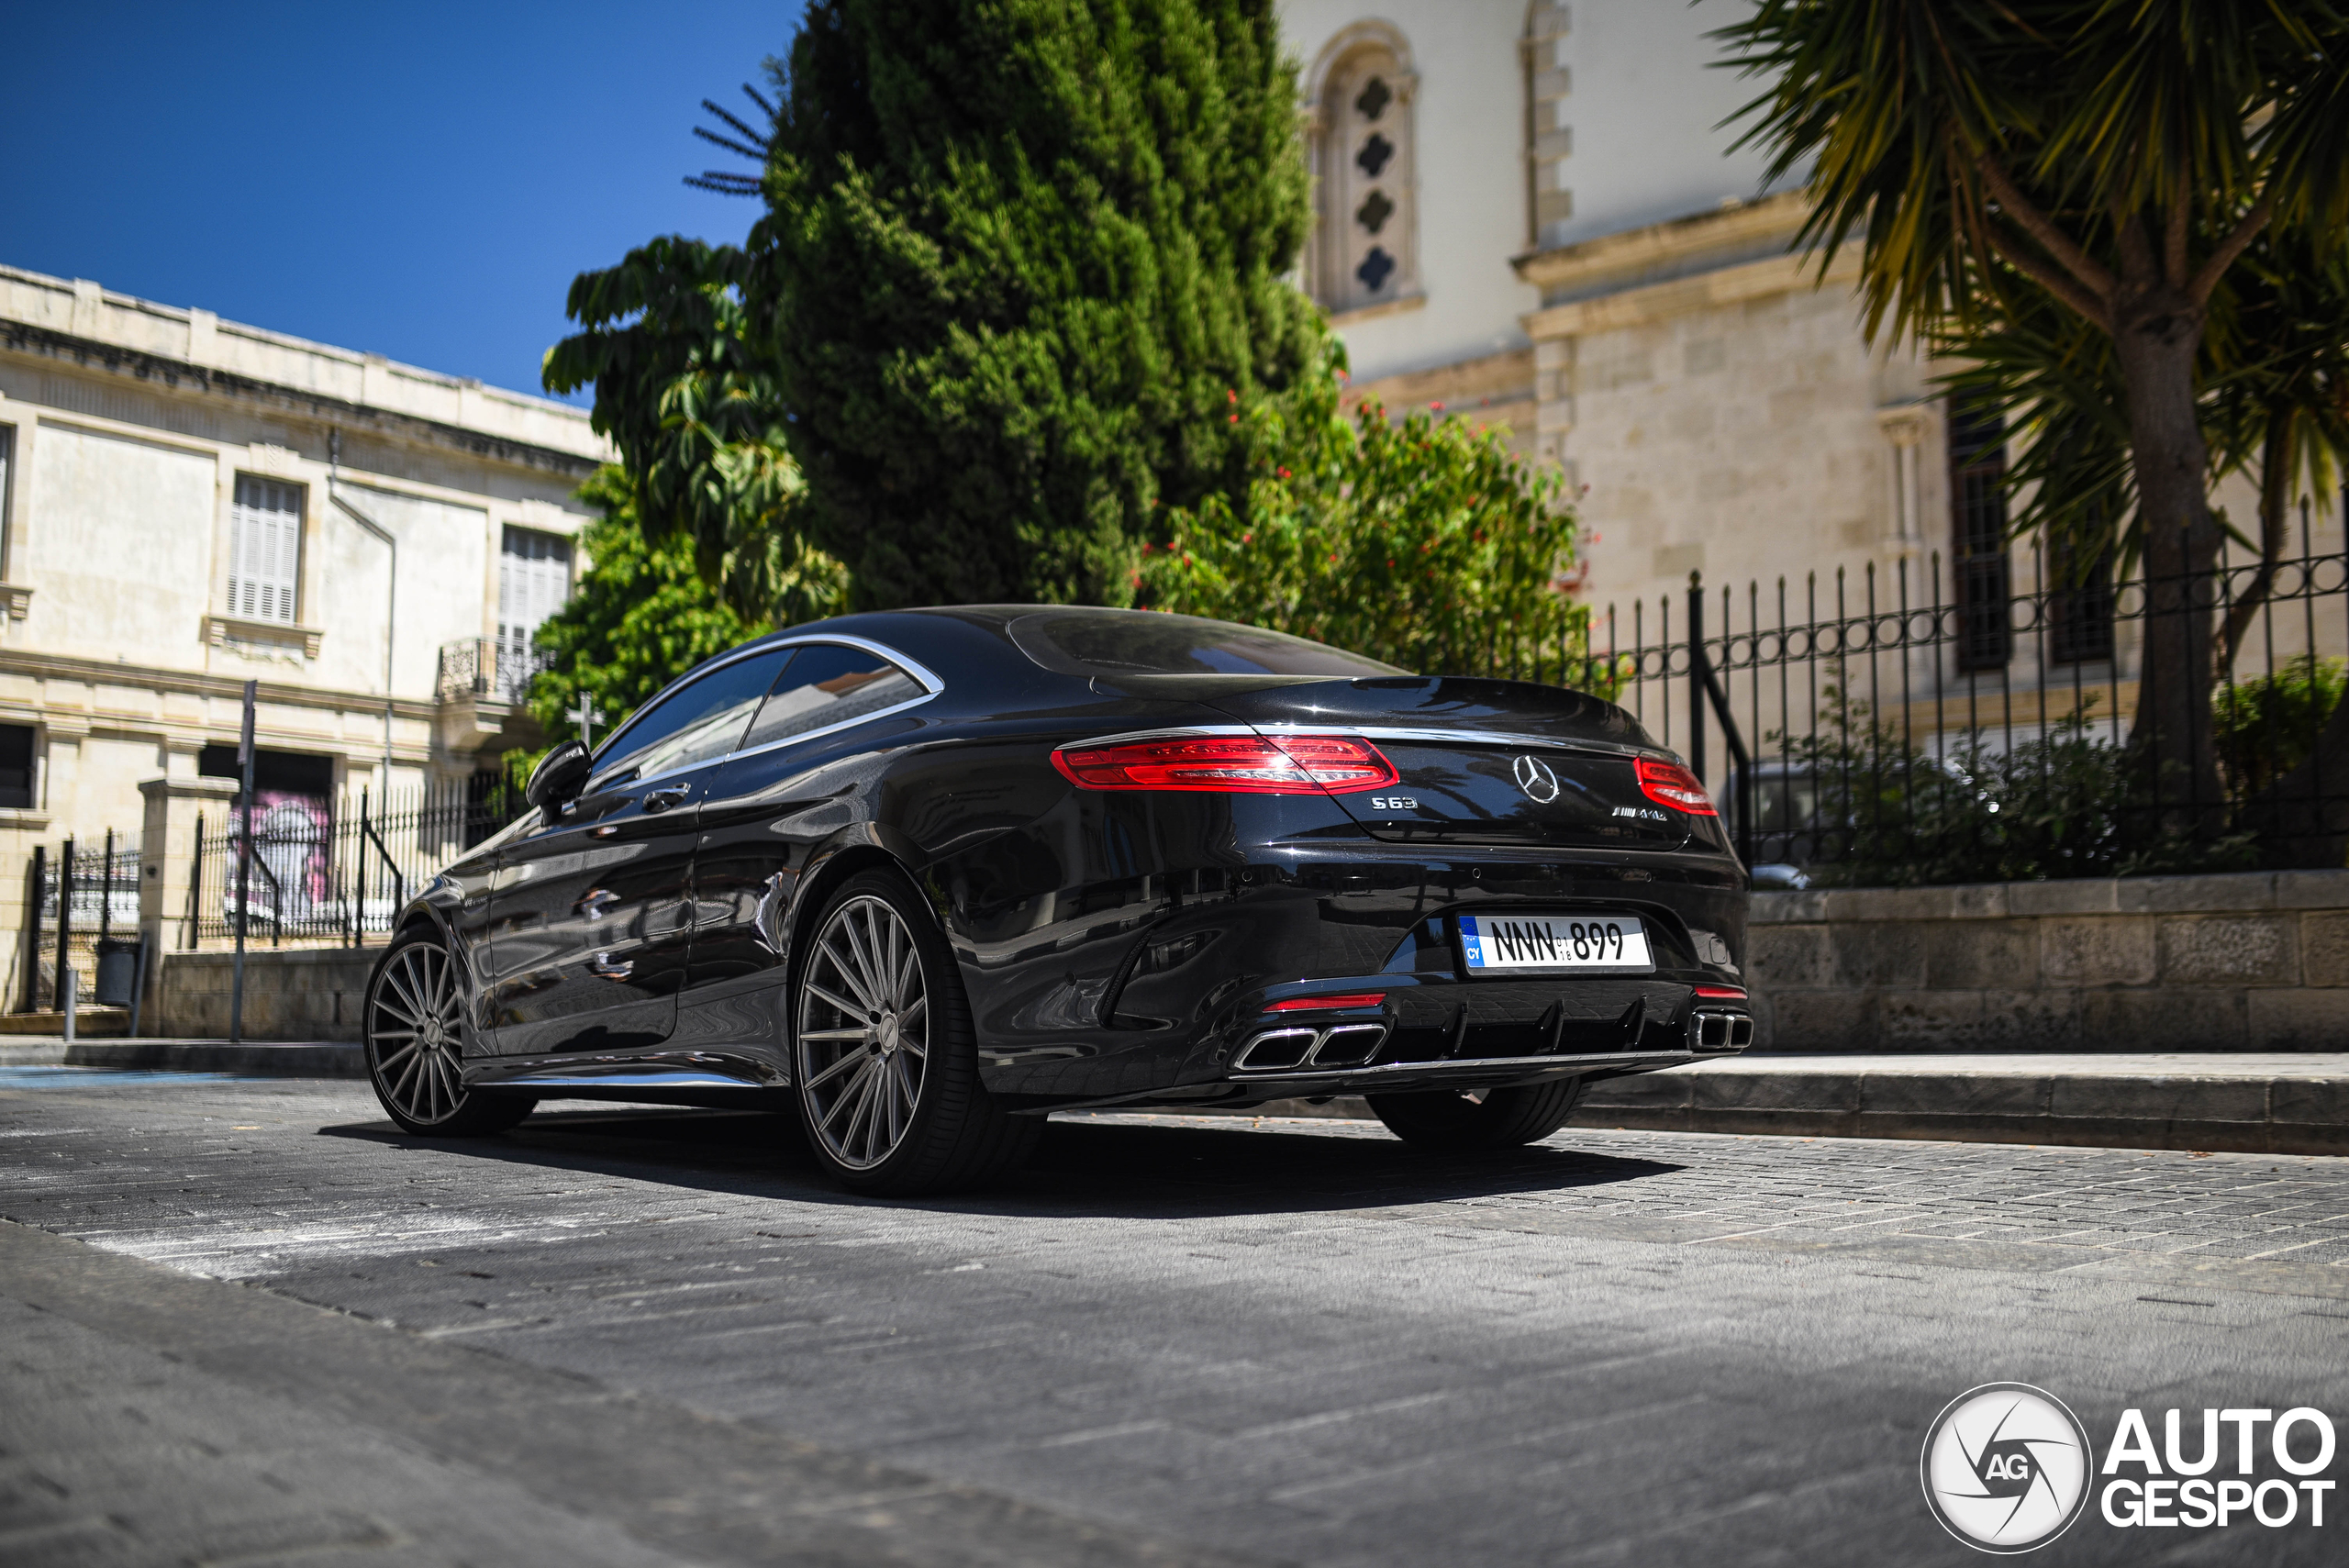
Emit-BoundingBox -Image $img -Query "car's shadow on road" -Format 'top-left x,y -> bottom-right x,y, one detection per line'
319,1106 -> 1682,1219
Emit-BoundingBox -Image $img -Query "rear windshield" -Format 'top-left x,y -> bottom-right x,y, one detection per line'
1008,609 -> 1406,680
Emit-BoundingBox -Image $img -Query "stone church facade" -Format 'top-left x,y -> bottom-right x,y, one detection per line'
1276,1 -> 2316,677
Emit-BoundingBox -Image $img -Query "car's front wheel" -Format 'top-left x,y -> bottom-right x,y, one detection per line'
365,932 -> 535,1137
1366,1078 -> 1585,1152
793,870 -> 1039,1195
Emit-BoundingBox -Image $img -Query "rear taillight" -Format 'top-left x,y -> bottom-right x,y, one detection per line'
1636,755 -> 1717,816
1266,992 -> 1387,1013
1052,734 -> 1397,795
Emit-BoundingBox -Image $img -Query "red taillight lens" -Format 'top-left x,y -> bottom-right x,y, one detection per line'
1052,734 -> 1397,795
1693,984 -> 1747,1000
1636,755 -> 1717,815
1267,992 -> 1387,1013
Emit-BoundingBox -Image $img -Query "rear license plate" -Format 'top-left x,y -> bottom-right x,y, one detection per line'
1459,913 -> 1654,975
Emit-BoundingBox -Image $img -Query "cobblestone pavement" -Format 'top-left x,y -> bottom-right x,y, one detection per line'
3,1068 -> 2346,1567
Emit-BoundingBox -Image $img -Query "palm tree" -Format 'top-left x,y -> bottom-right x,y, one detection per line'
1714,0 -> 2349,830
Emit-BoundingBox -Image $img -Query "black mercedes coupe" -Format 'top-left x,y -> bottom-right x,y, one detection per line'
363,606 -> 1752,1194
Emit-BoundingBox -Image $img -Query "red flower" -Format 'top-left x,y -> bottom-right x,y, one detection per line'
1430,401 -> 1444,411
1229,414 -> 1239,424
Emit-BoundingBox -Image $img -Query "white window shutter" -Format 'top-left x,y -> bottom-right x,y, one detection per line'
496,527 -> 573,698
229,476 -> 301,624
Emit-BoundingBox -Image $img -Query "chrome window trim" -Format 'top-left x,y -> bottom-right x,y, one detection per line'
1063,722 -> 1649,761
588,632 -> 944,794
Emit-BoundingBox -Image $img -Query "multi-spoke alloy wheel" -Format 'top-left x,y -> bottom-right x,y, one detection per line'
365,933 -> 533,1137
797,894 -> 930,1170
791,871 -> 1040,1195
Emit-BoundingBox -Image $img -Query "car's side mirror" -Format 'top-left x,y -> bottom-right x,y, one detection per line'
526,740 -> 594,812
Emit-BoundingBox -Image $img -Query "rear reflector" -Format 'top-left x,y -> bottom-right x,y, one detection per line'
1636,755 -> 1718,816
1266,992 -> 1387,1013
1052,734 -> 1397,795
1693,984 -> 1747,1000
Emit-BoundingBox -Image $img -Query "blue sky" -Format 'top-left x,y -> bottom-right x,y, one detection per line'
0,2 -> 807,405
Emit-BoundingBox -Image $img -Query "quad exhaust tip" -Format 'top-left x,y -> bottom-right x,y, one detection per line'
1235,1022 -> 1390,1073
1689,1009 -> 1753,1051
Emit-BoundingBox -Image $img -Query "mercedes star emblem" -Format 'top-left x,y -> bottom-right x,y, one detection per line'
1512,753 -> 1561,804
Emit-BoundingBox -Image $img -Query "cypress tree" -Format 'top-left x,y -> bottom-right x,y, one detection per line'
753,0 -> 1322,608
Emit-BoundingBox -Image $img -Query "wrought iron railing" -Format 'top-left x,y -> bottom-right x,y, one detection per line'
188,779 -> 527,949
436,636 -> 552,705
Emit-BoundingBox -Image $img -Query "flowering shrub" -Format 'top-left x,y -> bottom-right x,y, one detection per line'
1139,352 -> 1593,684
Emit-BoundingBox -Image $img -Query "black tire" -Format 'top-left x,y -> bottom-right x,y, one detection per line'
365,931 -> 536,1138
1366,1078 -> 1585,1152
792,869 -> 1040,1195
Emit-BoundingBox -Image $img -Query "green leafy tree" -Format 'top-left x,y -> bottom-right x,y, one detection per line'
751,0 -> 1324,609
1942,228 -> 2349,666
1142,350 -> 1591,681
544,237 -> 846,625
1715,0 -> 2349,827
527,467 -> 763,747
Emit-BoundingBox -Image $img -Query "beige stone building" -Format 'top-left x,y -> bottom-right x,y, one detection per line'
1278,0 -> 2339,690
0,263 -> 609,988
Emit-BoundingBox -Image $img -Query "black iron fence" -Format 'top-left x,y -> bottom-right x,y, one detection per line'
1545,511 -> 2348,884
16,831 -> 143,1012
189,780 -> 525,949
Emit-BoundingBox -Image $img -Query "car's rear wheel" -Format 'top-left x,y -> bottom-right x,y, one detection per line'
793,870 -> 1040,1195
366,932 -> 535,1137
1366,1078 -> 1585,1151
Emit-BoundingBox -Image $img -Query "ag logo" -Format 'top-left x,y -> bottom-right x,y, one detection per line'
1921,1383 -> 2093,1553
1511,753 -> 1560,804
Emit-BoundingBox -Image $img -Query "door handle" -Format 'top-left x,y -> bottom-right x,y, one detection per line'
589,951 -> 636,981
642,786 -> 693,814
573,888 -> 621,920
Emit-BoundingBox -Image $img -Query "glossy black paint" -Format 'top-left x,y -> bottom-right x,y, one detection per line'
386,606 -> 1749,1114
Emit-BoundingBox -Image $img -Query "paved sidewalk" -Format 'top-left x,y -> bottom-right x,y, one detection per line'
6,1037 -> 2343,1155
5,1075 -> 2346,1565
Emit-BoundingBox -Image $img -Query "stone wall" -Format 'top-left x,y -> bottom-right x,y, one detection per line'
1751,871 -> 2349,1052
150,947 -> 374,1042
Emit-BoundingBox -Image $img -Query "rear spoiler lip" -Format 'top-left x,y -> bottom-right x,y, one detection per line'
1064,721 -> 1658,763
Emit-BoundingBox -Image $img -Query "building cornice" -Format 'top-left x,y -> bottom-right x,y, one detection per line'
0,648 -> 439,726
1520,246 -> 1863,340
0,319 -> 607,479
1510,189 -> 1814,296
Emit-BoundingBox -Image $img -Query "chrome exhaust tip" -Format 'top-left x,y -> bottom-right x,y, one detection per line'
1234,1021 -> 1391,1072
1688,1009 -> 1753,1051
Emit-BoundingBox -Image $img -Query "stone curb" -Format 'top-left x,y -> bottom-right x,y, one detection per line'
0,1040 -> 365,1077
1219,1058 -> 2349,1158
9,1040 -> 2345,1158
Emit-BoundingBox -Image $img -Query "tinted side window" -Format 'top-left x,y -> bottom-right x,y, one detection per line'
596,648 -> 793,784
741,643 -> 923,751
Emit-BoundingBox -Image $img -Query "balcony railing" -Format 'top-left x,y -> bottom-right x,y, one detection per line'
436,637 -> 551,705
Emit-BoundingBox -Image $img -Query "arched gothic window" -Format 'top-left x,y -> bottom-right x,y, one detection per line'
1305,26 -> 1417,315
